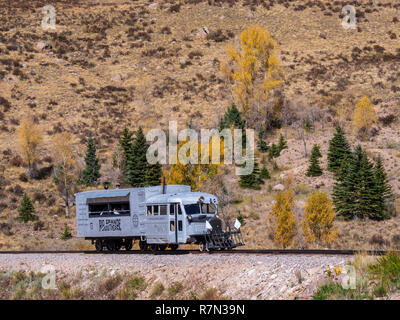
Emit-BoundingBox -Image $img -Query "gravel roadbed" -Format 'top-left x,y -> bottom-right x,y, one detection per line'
0,253 -> 352,299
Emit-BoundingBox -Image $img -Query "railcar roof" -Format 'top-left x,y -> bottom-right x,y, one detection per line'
74,185 -> 191,198
146,192 -> 218,204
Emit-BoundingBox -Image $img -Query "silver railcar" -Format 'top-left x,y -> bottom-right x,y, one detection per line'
75,184 -> 243,252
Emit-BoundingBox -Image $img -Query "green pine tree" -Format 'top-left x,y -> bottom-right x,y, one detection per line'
79,131 -> 101,186
327,125 -> 351,173
219,103 -> 246,146
126,127 -> 148,187
306,144 -> 323,177
239,160 -> 261,190
374,155 -> 394,219
257,128 -> 269,152
355,147 -> 381,220
19,193 -> 36,222
277,133 -> 288,152
332,145 -> 385,220
145,161 -> 162,186
259,165 -> 270,180
236,212 -> 246,227
119,128 -> 133,180
268,143 -> 280,159
332,153 -> 355,220
61,223 -> 72,240
219,103 -> 245,130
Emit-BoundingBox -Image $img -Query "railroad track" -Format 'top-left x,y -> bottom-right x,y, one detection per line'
0,249 -> 393,255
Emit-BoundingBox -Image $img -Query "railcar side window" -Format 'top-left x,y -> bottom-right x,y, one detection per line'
153,205 -> 159,215
147,206 -> 152,216
169,204 -> 175,215
160,205 -> 167,215
170,221 -> 175,231
88,201 -> 130,218
178,220 -> 182,231
178,204 -> 182,215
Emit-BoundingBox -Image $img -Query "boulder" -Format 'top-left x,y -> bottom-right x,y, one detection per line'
196,27 -> 209,38
36,40 -> 50,51
148,3 -> 159,9
370,125 -> 380,137
111,74 -> 122,82
273,184 -> 285,192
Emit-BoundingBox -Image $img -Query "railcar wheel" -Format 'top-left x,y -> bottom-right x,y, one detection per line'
139,240 -> 147,251
95,240 -> 103,252
124,240 -> 133,251
107,240 -> 118,252
159,244 -> 167,251
169,244 -> 179,251
199,242 -> 206,252
151,244 -> 159,252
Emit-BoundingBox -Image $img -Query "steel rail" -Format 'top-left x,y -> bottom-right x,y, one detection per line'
0,249 -> 393,255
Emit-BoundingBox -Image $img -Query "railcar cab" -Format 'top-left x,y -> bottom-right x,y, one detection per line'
144,192 -> 218,247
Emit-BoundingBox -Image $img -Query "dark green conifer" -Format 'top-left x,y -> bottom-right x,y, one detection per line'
355,148 -> 381,219
327,125 -> 351,173
219,103 -> 245,130
268,143 -> 280,159
145,162 -> 163,186
19,193 -> 36,222
219,103 -> 246,146
126,127 -> 148,187
257,128 -> 269,152
239,160 -> 261,190
79,131 -> 101,186
306,144 -> 323,177
259,165 -> 270,180
332,153 -> 355,220
119,128 -> 134,182
332,145 -> 388,221
277,133 -> 288,152
61,223 -> 72,240
374,155 -> 394,219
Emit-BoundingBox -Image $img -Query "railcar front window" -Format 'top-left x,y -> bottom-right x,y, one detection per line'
184,204 -> 201,215
200,203 -> 217,214
209,203 -> 216,214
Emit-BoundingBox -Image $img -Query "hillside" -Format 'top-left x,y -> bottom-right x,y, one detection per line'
0,0 -> 400,250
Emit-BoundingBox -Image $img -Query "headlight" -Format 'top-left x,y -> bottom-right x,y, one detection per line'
187,215 -> 192,222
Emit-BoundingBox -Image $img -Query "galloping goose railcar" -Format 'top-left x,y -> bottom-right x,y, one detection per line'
75,185 -> 243,252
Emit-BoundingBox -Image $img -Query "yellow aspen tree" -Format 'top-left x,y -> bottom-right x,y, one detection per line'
269,189 -> 297,248
166,140 -> 221,191
353,96 -> 376,141
17,116 -> 43,176
220,25 -> 283,122
53,132 -> 77,217
302,191 -> 338,245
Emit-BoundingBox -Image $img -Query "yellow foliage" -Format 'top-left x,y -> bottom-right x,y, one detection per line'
269,189 -> 297,248
220,25 -> 283,119
54,132 -> 76,169
17,116 -> 43,170
302,191 -> 338,245
166,139 -> 222,191
353,96 -> 376,140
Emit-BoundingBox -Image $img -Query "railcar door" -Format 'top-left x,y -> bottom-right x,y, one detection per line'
169,203 -> 184,243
